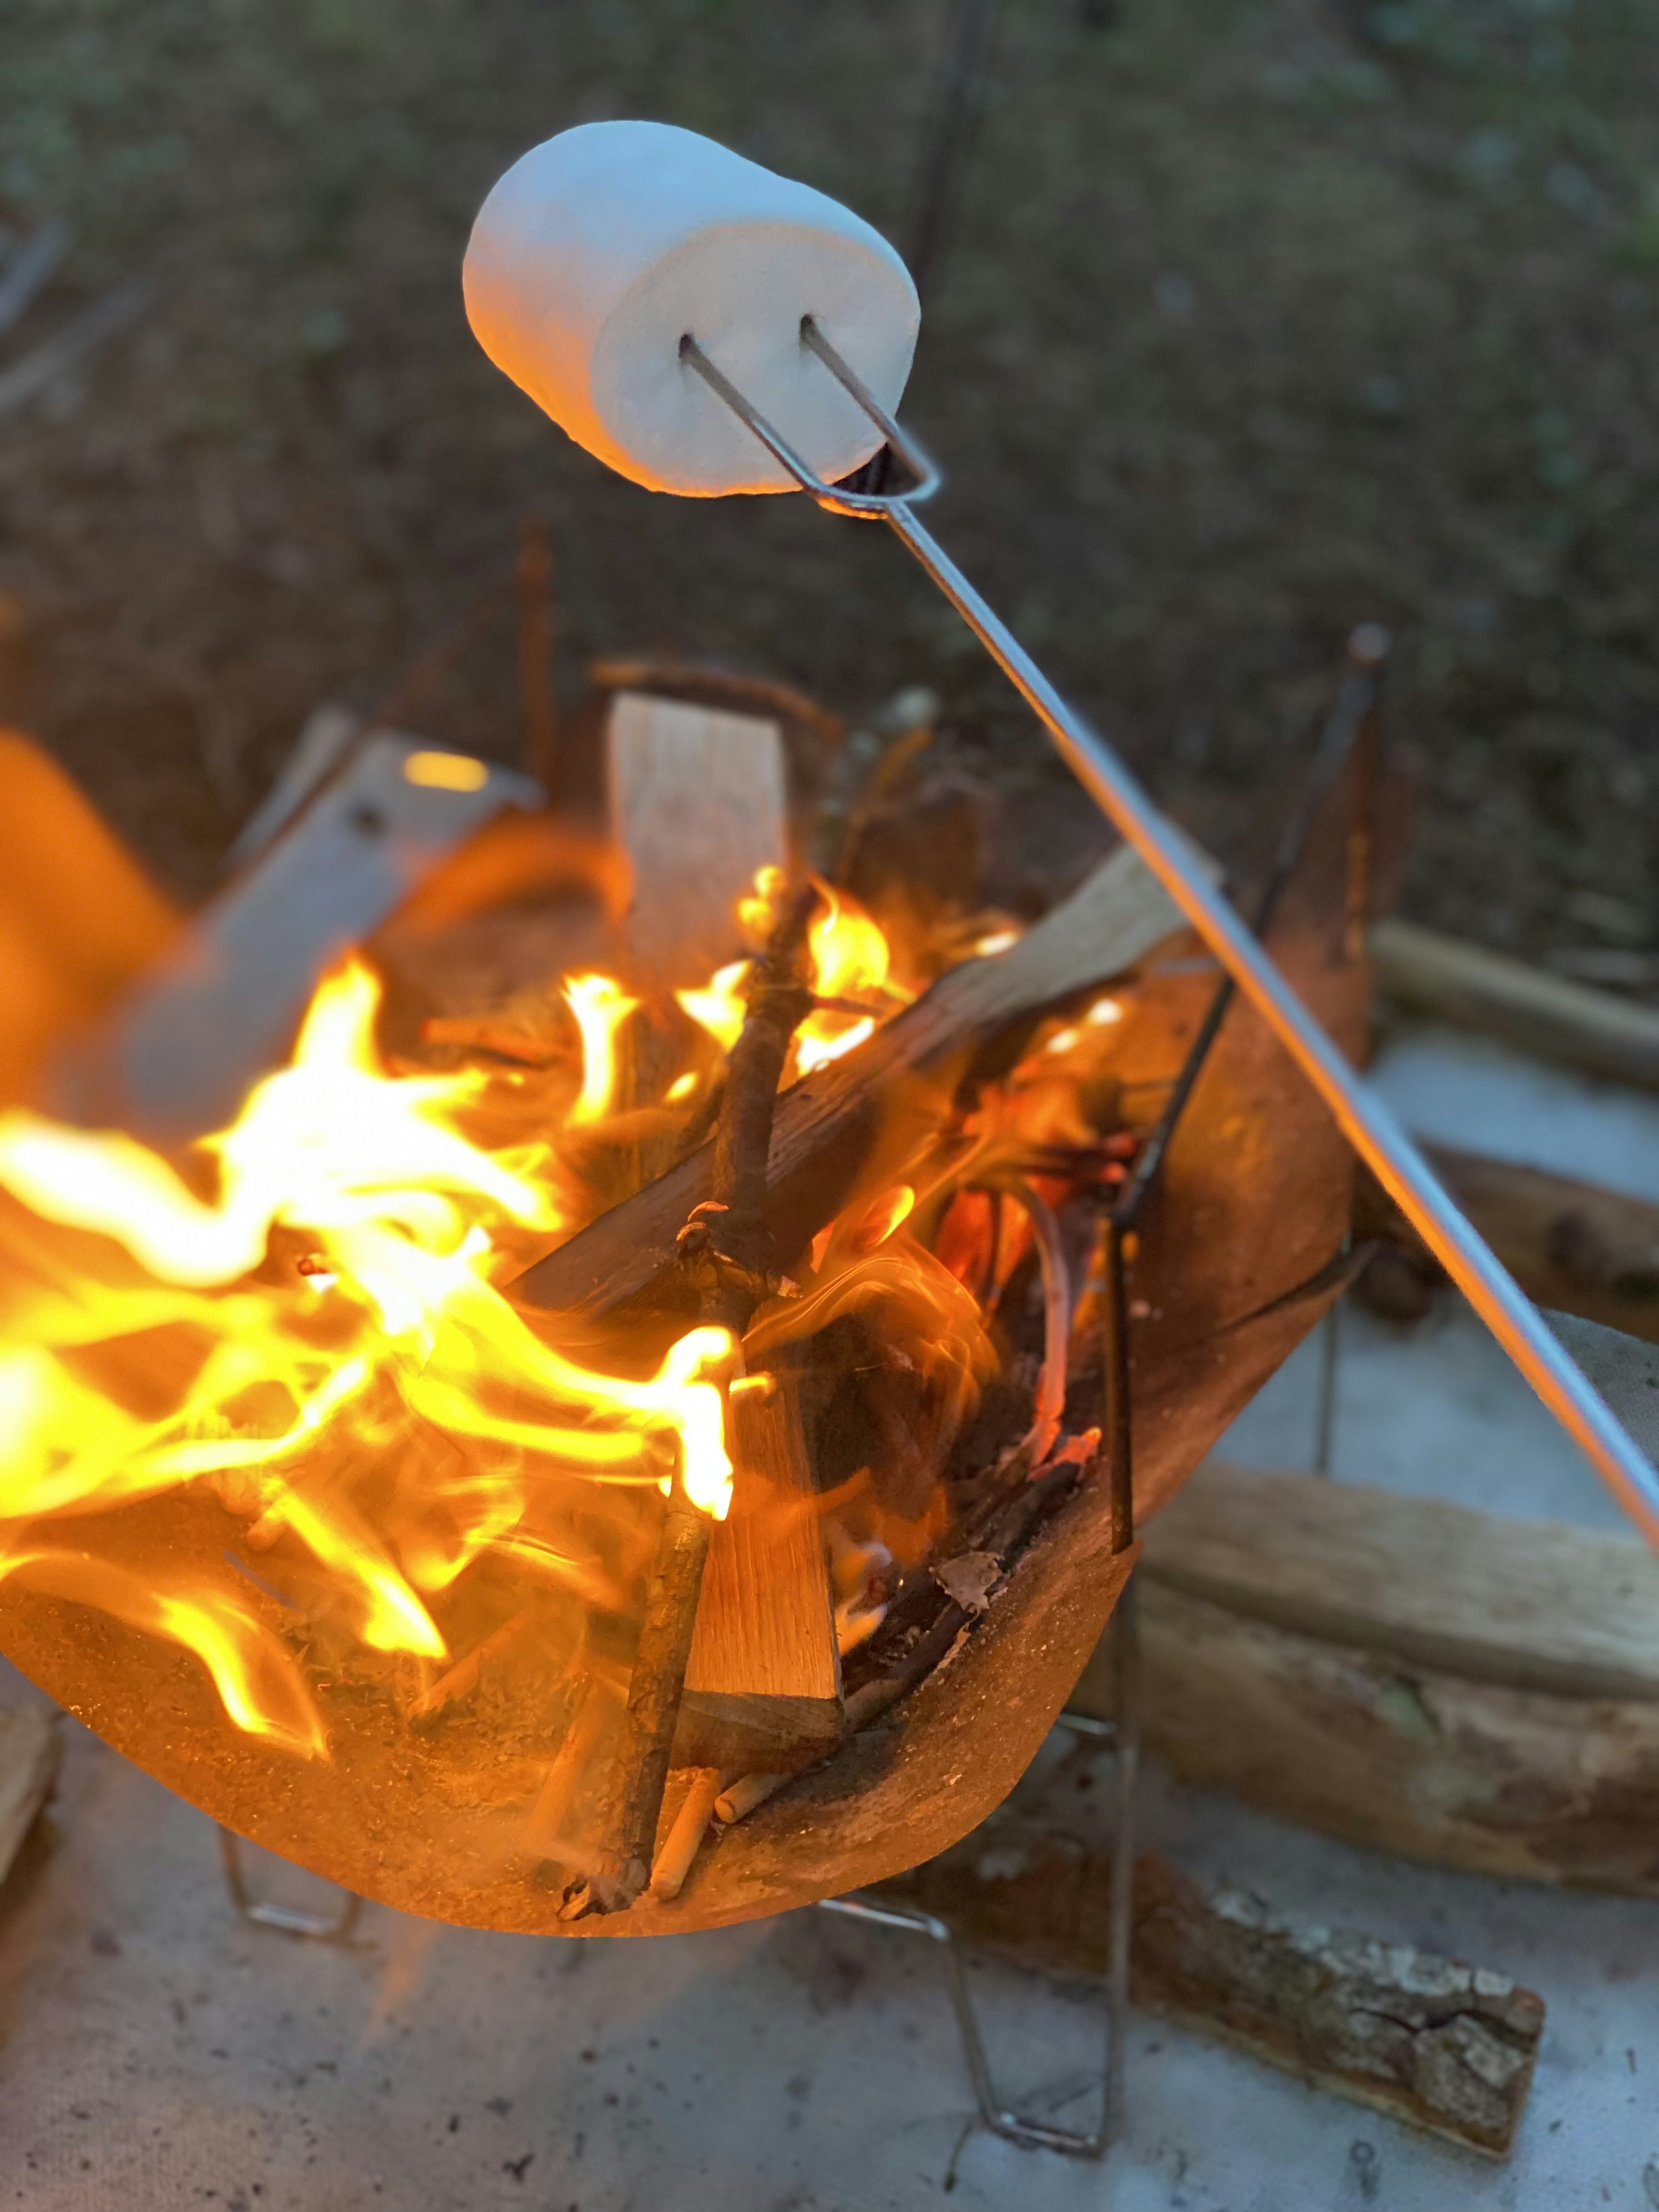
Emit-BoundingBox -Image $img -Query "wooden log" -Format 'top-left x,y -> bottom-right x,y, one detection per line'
1360,1143 -> 1659,1344
1372,916 -> 1659,1090
1067,1387 -> 1659,1891
931,1836 -> 1543,2159
512,841 -> 1187,1326
606,691 -> 788,991
880,1840 -> 1543,2158
1131,1855 -> 1544,2160
1136,1459 -> 1659,1701
0,1703 -> 60,1887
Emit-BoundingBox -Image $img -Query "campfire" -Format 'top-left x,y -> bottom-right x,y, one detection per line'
0,686 -> 1365,1933
0,115 -> 1411,1938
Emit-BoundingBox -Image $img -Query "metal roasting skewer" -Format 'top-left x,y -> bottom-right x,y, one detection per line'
680,319 -> 1659,1545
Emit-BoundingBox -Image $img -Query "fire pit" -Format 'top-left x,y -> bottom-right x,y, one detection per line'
0,676 -> 1367,1936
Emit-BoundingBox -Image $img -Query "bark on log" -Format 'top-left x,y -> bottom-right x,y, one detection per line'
879,1839 -> 1543,2158
1359,1143 -> 1659,1345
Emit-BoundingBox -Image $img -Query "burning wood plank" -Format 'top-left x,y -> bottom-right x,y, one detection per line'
677,1370 -> 841,1773
54,734 -> 541,1145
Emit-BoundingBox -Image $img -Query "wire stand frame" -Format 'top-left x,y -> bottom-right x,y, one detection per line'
217,1824 -> 361,1942
813,646 -> 1389,2156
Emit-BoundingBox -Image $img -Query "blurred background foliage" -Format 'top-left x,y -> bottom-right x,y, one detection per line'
0,0 -> 1656,966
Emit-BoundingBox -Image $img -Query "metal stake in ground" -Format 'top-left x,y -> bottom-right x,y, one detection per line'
563,886 -> 818,1916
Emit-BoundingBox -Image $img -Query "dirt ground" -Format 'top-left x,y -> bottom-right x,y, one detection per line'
1,0 -> 1657,968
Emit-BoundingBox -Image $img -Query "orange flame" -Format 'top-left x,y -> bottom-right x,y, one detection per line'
795,883 -> 910,1077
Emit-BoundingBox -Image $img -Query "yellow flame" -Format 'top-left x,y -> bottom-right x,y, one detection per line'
676,959 -> 751,1055
0,956 -> 736,1756
738,863 -> 788,940
403,751 -> 490,792
562,973 -> 638,1126
795,884 -> 908,1078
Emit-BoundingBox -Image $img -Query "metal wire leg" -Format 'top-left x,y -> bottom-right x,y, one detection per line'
217,1825 -> 362,1942
818,1576 -> 1141,2159
1313,1293 -> 1342,1477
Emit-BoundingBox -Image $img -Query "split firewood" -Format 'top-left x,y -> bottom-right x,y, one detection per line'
676,1369 -> 842,1775
0,1704 -> 61,1887
564,887 -> 820,1916
512,840 -> 1186,1326
880,1840 -> 1543,2158
648,1767 -> 726,1900
606,691 -> 788,992
1131,1855 -> 1543,2158
1070,1367 -> 1659,1894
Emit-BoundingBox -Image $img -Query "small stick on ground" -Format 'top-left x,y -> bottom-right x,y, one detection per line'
713,1770 -> 791,1826
564,886 -> 818,1916
529,1675 -> 606,1869
408,1606 -> 534,1721
648,1767 -> 726,1900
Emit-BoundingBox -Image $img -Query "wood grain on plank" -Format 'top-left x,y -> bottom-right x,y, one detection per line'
607,693 -> 787,992
685,1376 -> 837,1704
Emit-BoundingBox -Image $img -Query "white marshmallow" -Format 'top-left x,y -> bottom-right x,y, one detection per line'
463,121 -> 920,497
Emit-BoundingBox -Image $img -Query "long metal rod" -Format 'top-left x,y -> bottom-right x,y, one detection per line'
883,499 -> 1658,1534
679,324 -> 1659,1541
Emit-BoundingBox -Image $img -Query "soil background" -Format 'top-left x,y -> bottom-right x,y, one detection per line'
2,0 -> 1657,966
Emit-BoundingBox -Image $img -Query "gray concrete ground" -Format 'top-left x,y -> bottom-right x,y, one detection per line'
3,1019 -> 1658,2210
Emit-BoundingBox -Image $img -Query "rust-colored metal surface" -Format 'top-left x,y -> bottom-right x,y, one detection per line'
0,884 -> 1363,1933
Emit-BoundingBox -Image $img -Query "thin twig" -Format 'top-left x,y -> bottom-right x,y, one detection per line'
564,887 -> 820,1916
